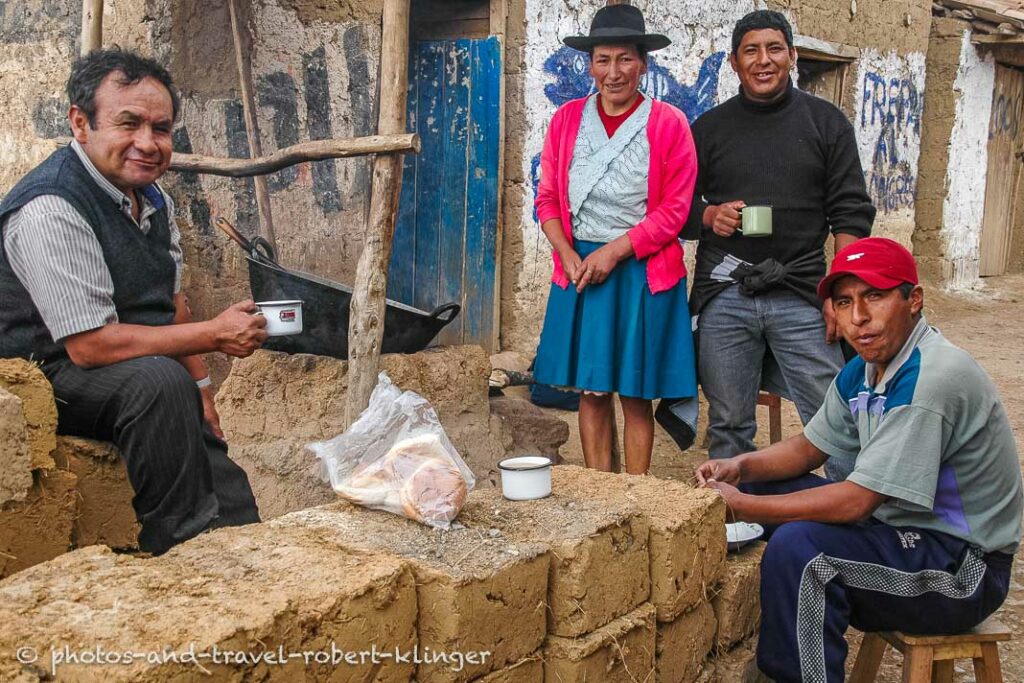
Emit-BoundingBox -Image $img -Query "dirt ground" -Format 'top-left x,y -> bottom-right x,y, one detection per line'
516,273 -> 1024,681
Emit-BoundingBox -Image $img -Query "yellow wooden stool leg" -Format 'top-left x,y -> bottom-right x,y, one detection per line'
849,633 -> 887,683
931,659 -> 954,683
902,645 -> 934,683
973,642 -> 1004,683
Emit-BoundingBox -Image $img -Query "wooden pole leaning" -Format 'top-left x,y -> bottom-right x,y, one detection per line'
344,0 -> 412,427
168,134 -> 420,176
228,0 -> 278,253
80,0 -> 104,55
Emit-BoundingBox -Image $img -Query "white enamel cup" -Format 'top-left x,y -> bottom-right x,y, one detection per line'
255,300 -> 303,336
498,456 -> 553,500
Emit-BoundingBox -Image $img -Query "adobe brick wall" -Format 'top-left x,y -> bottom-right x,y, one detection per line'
543,602 -> 657,683
0,388 -> 31,505
712,543 -> 766,651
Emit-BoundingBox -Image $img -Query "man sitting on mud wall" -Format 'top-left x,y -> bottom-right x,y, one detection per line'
696,237 -> 1022,682
0,49 -> 265,555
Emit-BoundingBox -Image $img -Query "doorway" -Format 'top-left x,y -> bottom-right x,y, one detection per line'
979,64 -> 1024,277
387,0 -> 505,350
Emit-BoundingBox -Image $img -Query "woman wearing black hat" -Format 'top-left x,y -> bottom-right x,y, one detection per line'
533,5 -> 698,474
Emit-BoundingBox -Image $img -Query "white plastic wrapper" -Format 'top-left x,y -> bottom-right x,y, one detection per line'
308,372 -> 475,528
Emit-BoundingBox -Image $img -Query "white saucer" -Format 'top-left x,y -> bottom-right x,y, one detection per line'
725,522 -> 764,550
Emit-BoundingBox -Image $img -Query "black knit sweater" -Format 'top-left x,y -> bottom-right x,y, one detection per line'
683,82 -> 875,305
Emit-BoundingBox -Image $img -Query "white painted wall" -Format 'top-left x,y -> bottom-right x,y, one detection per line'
854,49 -> 926,247
942,30 -> 994,290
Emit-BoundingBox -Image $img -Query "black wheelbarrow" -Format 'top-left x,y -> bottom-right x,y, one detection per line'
215,218 -> 461,360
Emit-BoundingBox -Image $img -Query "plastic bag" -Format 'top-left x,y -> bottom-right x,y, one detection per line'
307,372 -> 475,528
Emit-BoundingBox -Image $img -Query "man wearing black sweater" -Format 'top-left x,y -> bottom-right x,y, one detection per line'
684,10 -> 875,465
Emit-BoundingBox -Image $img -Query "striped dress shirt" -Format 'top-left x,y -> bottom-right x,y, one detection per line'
1,140 -> 183,342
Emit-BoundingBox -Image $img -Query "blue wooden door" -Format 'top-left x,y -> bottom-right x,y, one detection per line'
388,37 -> 502,349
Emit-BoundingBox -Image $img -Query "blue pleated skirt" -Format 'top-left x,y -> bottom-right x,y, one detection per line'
533,240 -> 698,400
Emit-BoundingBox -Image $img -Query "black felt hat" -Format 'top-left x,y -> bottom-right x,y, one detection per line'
562,5 -> 671,53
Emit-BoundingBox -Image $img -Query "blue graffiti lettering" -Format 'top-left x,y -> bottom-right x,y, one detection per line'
988,89 -> 1022,140
531,48 -> 725,220
861,70 -> 922,212
860,71 -> 922,134
867,163 -> 915,212
541,46 -> 724,122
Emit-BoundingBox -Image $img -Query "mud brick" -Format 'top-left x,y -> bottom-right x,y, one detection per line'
0,523 -> 418,682
0,359 -> 57,470
697,639 -> 767,683
473,654 -> 543,682
470,467 -> 650,637
543,602 -> 656,683
274,502 -> 549,682
0,468 -> 77,578
0,387 -> 31,505
712,543 -> 766,650
656,601 -> 716,683
579,471 -> 727,621
52,436 -> 140,549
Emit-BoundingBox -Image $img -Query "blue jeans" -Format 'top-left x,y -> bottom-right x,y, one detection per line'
698,285 -> 844,459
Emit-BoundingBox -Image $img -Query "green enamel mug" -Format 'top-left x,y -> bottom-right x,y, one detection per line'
739,206 -> 772,238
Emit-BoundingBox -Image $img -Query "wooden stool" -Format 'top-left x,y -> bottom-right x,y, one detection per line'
849,617 -> 1010,683
757,392 -> 782,444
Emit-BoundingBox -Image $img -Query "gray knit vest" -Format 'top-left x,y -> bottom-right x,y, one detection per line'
0,146 -> 176,363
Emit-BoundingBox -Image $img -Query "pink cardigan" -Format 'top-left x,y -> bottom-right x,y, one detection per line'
535,96 -> 697,294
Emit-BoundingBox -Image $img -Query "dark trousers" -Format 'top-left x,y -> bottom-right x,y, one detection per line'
44,355 -> 260,554
744,475 -> 1011,683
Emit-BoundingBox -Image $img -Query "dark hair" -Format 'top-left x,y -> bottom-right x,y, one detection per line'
731,10 -> 794,54
67,48 -> 180,128
896,282 -> 916,299
588,44 -> 649,62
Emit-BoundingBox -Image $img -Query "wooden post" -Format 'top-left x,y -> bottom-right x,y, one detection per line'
345,0 -> 411,426
80,0 -> 103,56
227,0 -> 278,252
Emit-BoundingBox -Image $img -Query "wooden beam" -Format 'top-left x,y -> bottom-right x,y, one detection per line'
41,132 -> 420,175
168,134 -> 420,176
345,0 -> 411,426
228,0 -> 277,252
974,33 -> 1024,43
80,0 -> 103,55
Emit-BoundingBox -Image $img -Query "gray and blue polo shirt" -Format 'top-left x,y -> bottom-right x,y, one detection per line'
805,317 -> 1023,554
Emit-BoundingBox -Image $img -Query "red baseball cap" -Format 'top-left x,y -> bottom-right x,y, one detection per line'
817,237 -> 918,300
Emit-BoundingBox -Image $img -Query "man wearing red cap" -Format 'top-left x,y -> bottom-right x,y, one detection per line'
695,238 -> 1022,682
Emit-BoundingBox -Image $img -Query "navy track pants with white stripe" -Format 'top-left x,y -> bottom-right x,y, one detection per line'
44,355 -> 260,555
746,474 -> 1012,683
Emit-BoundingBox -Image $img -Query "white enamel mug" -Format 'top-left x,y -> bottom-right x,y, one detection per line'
255,300 -> 303,336
498,456 -> 553,500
